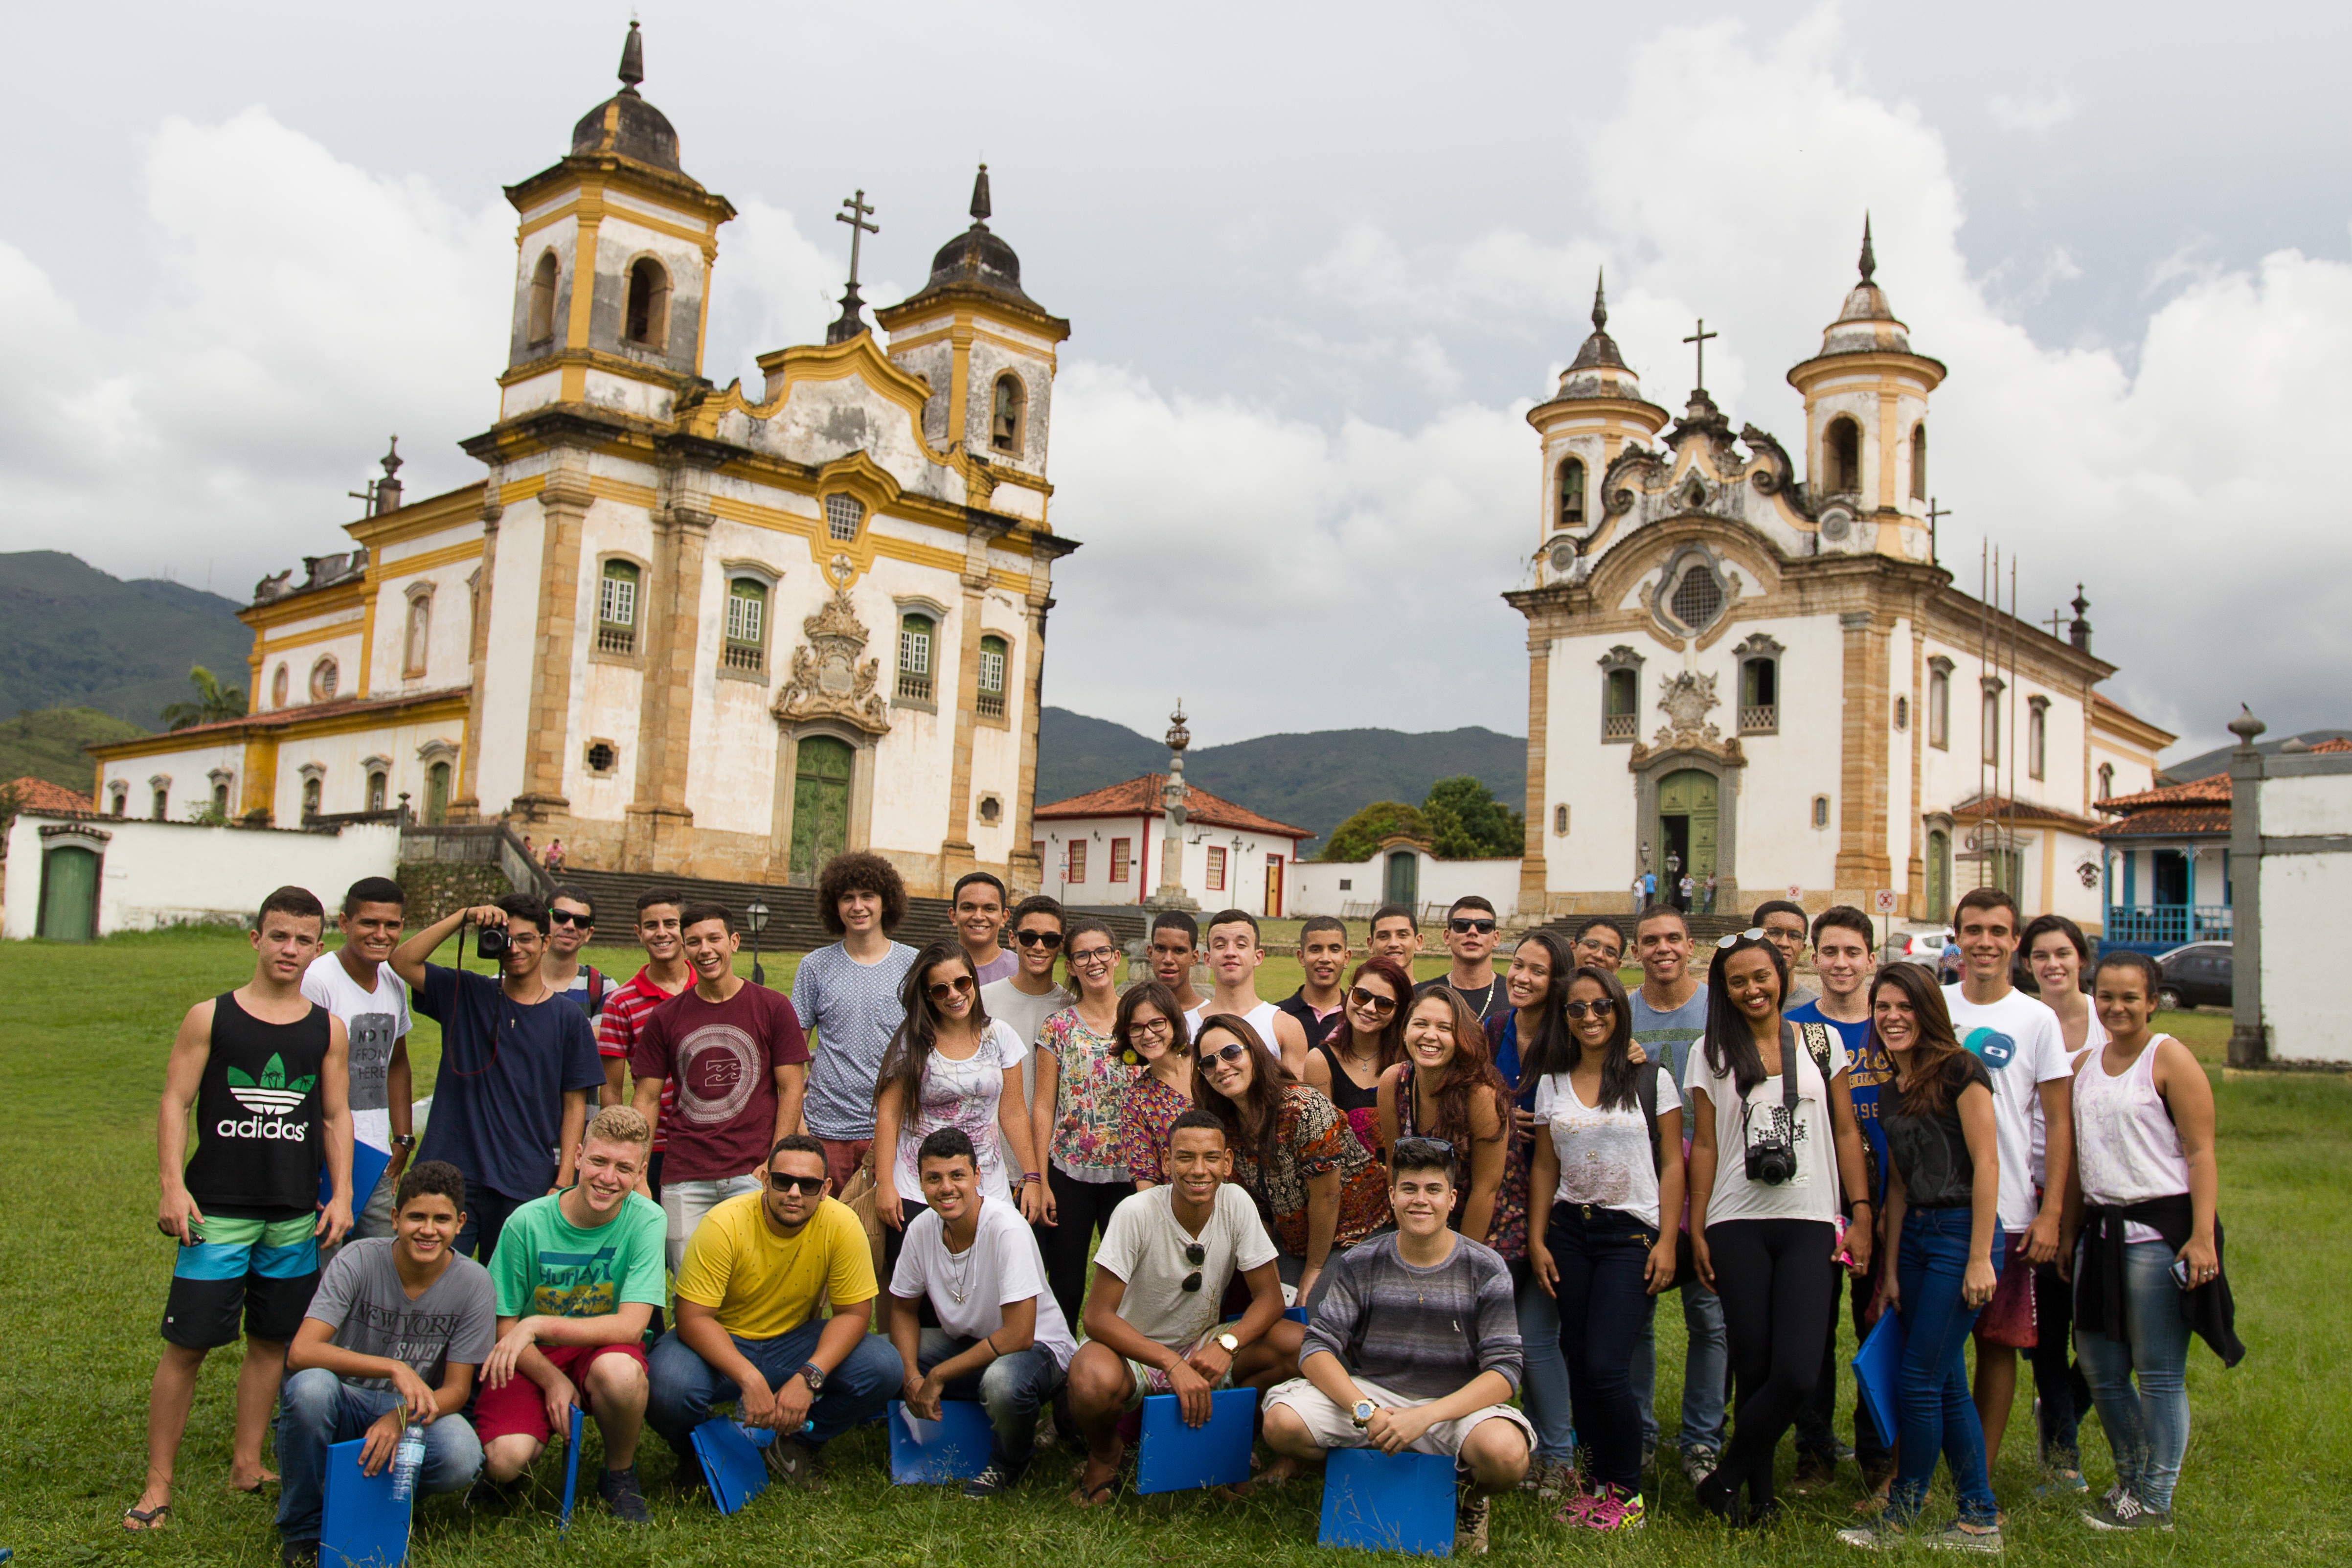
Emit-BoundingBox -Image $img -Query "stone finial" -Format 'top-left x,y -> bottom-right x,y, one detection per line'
1165,700 -> 1190,754
2067,582 -> 2091,652
2228,705 -> 2266,751
1591,269 -> 1608,333
380,435 -> 403,481
1858,213 -> 1877,284
969,163 -> 993,227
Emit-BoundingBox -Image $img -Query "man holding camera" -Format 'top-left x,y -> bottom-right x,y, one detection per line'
392,896 -> 606,1264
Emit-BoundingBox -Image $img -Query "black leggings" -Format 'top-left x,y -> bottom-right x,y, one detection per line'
1040,1166 -> 1129,1333
1706,1219 -> 1840,1516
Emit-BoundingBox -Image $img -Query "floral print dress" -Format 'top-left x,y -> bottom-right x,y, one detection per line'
1232,1086 -> 1391,1258
1038,1006 -> 1129,1182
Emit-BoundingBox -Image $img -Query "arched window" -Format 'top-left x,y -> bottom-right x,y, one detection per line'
1600,644 -> 1644,743
1733,633 -> 1783,735
1825,415 -> 1862,494
597,560 -> 640,655
1553,803 -> 1569,836
825,494 -> 864,543
896,613 -> 936,703
526,250 -> 559,345
271,663 -> 290,708
309,657 -> 339,703
722,577 -> 768,674
624,257 -> 670,349
301,775 -> 322,818
1927,658 -> 1952,750
151,783 -> 168,821
2028,696 -> 2049,780
110,783 -> 128,818
1894,695 -> 1910,730
212,780 -> 231,817
1926,827 -> 1952,920
1910,422 -> 1928,501
403,589 -> 432,678
1982,680 -> 2003,765
367,771 -> 387,812
425,761 -> 451,825
2098,762 -> 2115,800
991,374 -> 1026,455
976,633 -> 1009,719
1558,456 -> 1587,527
1811,795 -> 1832,830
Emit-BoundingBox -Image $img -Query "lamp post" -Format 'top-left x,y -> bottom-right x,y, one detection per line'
745,898 -> 770,987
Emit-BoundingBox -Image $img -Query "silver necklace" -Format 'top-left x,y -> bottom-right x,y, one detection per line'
941,1224 -> 978,1304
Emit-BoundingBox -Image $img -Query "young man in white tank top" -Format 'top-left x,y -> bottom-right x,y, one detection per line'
1186,909 -> 1309,1080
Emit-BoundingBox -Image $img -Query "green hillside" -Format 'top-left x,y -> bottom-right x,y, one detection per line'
1036,707 -> 1525,852
0,706 -> 149,795
0,551 -> 253,728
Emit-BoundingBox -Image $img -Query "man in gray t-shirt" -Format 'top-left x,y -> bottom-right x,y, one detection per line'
275,1163 -> 497,1555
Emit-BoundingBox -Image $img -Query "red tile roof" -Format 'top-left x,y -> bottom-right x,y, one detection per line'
1949,794 -> 2103,834
1034,774 -> 1314,841
2310,737 -> 2352,754
2096,804 -> 2230,839
2100,774 -> 2230,812
87,687 -> 471,751
5,777 -> 92,813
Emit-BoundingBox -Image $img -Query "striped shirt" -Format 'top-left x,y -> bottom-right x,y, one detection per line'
790,941 -> 918,1141
1302,1231 -> 1522,1400
597,967 -> 689,1151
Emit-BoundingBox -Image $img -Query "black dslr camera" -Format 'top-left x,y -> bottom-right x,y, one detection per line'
1744,1116 -> 1798,1185
474,918 -> 509,960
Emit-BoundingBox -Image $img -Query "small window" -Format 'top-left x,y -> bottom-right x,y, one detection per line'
897,614 -> 935,702
1982,682 -> 2002,765
214,781 -> 232,816
1811,794 -> 1831,830
1603,667 -> 1638,742
1928,662 -> 1951,750
624,257 -> 670,348
425,761 -> 451,825
976,634 -> 1008,719
1739,657 -> 1778,734
302,775 -> 322,818
309,657 -> 339,703
598,560 -> 640,655
1553,803 -> 1569,836
1910,422 -> 1928,502
1207,845 -> 1228,891
526,250 -> 559,345
1338,878 -> 1353,891
1666,563 -> 1725,634
991,373 -> 1026,455
1825,416 -> 1862,494
1111,837 -> 1132,882
403,591 -> 432,678
723,578 -> 767,673
585,740 -> 618,776
367,771 -> 387,812
2098,762 -> 2114,801
825,494 -> 864,543
977,795 -> 1002,825
1558,456 -> 1587,526
1067,839 -> 1088,883
1894,695 -> 1910,730
2029,697 -> 2048,780
151,786 -> 167,821
271,663 -> 290,708
112,788 -> 128,818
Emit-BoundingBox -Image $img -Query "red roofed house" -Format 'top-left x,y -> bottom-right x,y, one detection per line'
2095,771 -> 2235,954
1032,775 -> 1312,915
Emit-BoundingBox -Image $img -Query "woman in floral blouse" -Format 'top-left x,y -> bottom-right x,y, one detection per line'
1118,981 -> 1195,1188
1031,916 -> 1131,1331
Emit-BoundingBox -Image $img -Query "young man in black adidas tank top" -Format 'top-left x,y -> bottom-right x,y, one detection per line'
128,886 -> 354,1533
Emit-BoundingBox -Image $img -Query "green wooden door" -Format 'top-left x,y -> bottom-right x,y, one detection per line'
39,845 -> 99,941
1926,829 -> 1951,921
1384,850 -> 1419,909
1657,769 -> 1719,884
790,737 -> 855,884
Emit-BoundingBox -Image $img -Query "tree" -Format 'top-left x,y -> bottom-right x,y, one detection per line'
162,666 -> 247,732
1421,775 -> 1525,860
1319,800 -> 1430,864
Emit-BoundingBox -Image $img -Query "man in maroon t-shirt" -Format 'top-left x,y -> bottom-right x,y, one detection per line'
628,902 -> 810,1272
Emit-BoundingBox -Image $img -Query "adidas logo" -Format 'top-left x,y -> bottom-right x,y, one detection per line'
226,1054 -> 317,1116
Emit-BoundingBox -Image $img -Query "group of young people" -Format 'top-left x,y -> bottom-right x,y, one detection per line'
131,855 -> 2238,1562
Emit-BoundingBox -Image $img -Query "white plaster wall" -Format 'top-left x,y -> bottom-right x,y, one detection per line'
472,501 -> 545,810
1733,613 -> 1844,893
2259,774 -> 2348,838
3,814 -> 400,938
2259,847 -> 2349,1063
98,739 -> 245,820
372,529 -> 482,696
1291,853 -> 1523,918
732,377 -> 956,505
1886,617 -> 1917,883
1038,817 -> 1298,913
1541,630 -> 1640,892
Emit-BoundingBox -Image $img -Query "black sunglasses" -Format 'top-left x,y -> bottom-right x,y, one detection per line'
1179,1240 -> 1207,1294
1347,986 -> 1399,1015
767,1172 -> 825,1195
1449,918 -> 1497,934
1564,997 -> 1617,1020
1014,929 -> 1064,949
547,909 -> 591,927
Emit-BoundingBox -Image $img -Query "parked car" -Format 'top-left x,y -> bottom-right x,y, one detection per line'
1885,927 -> 1955,968
2155,942 -> 2233,1011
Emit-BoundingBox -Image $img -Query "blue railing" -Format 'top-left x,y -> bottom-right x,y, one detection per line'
2103,903 -> 2233,954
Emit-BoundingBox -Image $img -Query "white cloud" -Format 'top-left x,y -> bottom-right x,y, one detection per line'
1990,90 -> 2078,135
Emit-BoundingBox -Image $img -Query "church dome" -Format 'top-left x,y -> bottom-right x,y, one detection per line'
569,23 -> 682,174
1552,272 -> 1648,402
909,166 -> 1040,308
1817,216 -> 1913,355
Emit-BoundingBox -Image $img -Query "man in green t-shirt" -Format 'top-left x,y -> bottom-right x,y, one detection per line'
475,1106 -> 666,1524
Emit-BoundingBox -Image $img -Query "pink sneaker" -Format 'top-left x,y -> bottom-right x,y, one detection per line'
1550,1490 -> 1601,1525
1578,1488 -> 1646,1531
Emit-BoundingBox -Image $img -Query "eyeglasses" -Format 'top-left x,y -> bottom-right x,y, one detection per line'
766,1172 -> 825,1195
1179,1240 -> 1207,1294
1069,947 -> 1115,968
927,976 -> 976,1003
1564,997 -> 1617,1020
1718,928 -> 1769,949
1131,1017 -> 1172,1037
1347,986 -> 1399,1015
1205,1040 -> 1250,1066
1014,928 -> 1064,949
1448,918 -> 1498,934
547,909 -> 591,927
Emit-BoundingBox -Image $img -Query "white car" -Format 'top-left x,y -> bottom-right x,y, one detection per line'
1886,927 -> 1955,967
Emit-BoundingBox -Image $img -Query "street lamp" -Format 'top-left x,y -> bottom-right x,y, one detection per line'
745,898 -> 771,987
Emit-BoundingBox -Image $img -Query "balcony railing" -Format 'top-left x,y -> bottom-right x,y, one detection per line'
2103,903 -> 2233,951
1739,703 -> 1778,734
896,669 -> 933,703
1602,712 -> 1636,742
596,623 -> 636,656
721,642 -> 763,674
976,689 -> 1005,719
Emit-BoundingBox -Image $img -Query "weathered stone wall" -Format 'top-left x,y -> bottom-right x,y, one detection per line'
396,861 -> 511,926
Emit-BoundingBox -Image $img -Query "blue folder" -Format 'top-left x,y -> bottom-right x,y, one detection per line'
689,1418 -> 770,1515
1318,1447 -> 1457,1557
321,1143 -> 393,1217
887,1400 -> 994,1483
1853,1306 -> 1906,1448
1135,1388 -> 1259,1494
320,1436 -> 411,1568
558,1405 -> 584,1531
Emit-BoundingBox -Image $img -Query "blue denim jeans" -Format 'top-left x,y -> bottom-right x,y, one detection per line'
2074,1238 -> 2193,1513
1633,1266 -> 1725,1454
1548,1204 -> 1658,1491
275,1367 -> 483,1545
646,1321 -> 903,1457
915,1328 -> 1066,1468
1513,1267 -> 1574,1462
1890,1206 -> 2001,1526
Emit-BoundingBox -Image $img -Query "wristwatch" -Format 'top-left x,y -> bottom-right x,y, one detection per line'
1351,1399 -> 1377,1429
1215,1332 -> 1240,1356
390,1133 -> 417,1149
797,1362 -> 828,1395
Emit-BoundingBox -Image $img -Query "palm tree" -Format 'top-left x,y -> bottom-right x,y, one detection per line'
162,666 -> 248,731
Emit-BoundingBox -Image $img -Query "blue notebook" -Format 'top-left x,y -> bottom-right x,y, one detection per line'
887,1400 -> 994,1483
1318,1447 -> 1457,1557
690,1418 -> 771,1516
1853,1306 -> 1906,1447
320,1436 -> 411,1568
321,1143 -> 393,1216
558,1405 -> 584,1531
1135,1388 -> 1259,1494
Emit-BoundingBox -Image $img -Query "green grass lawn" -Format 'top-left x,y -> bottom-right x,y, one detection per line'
3,926 -> 2346,1565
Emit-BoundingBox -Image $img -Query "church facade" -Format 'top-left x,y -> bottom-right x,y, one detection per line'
91,26 -> 1076,898
1507,233 -> 2171,932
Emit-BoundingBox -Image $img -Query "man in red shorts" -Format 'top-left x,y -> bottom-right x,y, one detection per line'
475,1106 -> 666,1523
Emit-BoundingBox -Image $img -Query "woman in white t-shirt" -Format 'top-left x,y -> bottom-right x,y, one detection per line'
1525,963 -> 1683,1531
1685,930 -> 1875,1526
2020,912 -> 2106,1490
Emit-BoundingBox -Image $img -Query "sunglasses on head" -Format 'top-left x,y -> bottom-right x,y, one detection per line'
1347,986 -> 1399,1015
1014,928 -> 1064,949
547,909 -> 591,927
1449,917 -> 1497,934
1179,1240 -> 1207,1294
928,976 -> 975,1003
1564,997 -> 1617,1020
767,1171 -> 825,1195
1718,928 -> 1769,949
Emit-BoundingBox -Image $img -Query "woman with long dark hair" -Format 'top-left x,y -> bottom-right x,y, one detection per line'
1030,917 -> 1132,1332
1116,981 -> 1194,1188
2017,912 -> 2103,1492
1837,963 -> 2003,1551
1302,956 -> 1411,1158
1377,987 -> 1513,1247
1685,930 -> 1875,1525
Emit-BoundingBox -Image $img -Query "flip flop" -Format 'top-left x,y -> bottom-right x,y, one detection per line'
1068,1459 -> 1123,1509
122,1503 -> 173,1532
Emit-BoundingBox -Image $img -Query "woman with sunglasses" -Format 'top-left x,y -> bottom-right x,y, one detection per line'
1031,918 -> 1133,1332
873,943 -> 1040,1322
1685,929 -> 1875,1525
1376,988 -> 1513,1251
1117,982 -> 1195,1189
1526,962 -> 1684,1530
1194,1016 -> 1386,1309
1302,957 -> 1412,1159
1837,963 -> 2003,1551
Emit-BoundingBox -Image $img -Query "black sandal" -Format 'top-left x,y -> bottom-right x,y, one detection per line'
122,1503 -> 174,1532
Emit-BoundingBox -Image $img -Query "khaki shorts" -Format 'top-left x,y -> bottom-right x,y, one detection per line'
1264,1375 -> 1535,1459
1123,1332 -> 1235,1412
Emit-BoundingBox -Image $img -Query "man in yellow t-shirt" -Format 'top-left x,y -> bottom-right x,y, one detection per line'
646,1134 -> 904,1487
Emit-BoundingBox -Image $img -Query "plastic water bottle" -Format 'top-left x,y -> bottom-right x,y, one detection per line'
389,1423 -> 427,1500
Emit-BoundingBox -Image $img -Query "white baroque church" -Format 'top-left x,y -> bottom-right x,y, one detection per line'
92,25 -> 1074,897
1508,231 -> 2172,932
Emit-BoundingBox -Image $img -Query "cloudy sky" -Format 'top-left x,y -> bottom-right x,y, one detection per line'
6,1 -> 2346,759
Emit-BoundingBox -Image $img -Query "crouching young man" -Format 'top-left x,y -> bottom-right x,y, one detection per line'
887,1128 -> 1076,1497
1262,1137 -> 1533,1555
475,1106 -> 667,1523
646,1134 -> 904,1488
275,1161 -> 495,1566
1063,1108 -> 1302,1507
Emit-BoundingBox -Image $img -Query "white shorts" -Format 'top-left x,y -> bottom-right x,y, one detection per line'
1264,1375 -> 1535,1459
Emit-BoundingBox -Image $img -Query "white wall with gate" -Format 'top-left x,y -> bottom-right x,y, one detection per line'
4,813 -> 400,940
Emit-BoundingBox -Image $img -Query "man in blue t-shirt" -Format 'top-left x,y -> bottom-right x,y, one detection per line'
392,895 -> 605,1264
1785,905 -> 1886,1495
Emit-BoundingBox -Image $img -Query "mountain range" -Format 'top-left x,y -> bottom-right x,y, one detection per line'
0,551 -> 251,728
